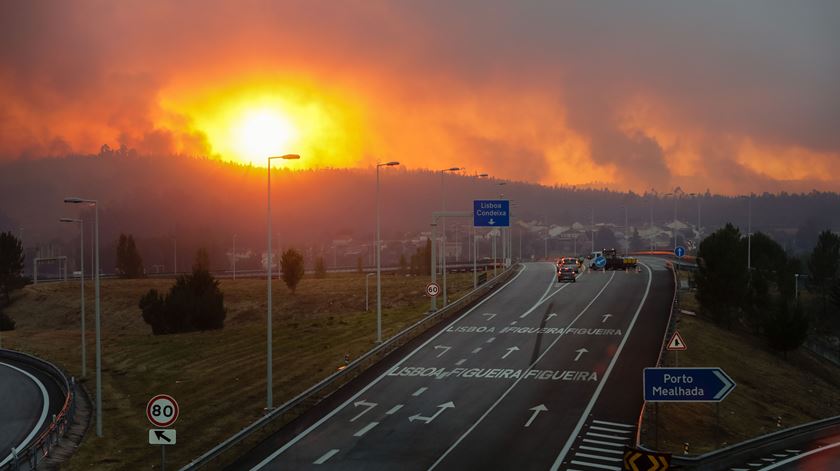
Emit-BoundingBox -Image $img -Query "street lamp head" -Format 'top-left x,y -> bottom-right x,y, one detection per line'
64,197 -> 95,205
268,154 -> 300,160
378,161 -> 400,167
442,167 -> 461,172
59,218 -> 80,223
478,173 -> 489,178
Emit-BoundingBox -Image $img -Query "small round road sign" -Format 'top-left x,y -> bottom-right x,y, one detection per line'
146,394 -> 179,428
426,282 -> 441,297
675,246 -> 686,258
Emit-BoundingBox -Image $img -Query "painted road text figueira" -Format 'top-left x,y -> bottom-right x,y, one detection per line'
387,366 -> 598,381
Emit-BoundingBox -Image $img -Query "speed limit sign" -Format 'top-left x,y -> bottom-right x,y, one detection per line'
146,394 -> 179,428
426,282 -> 441,297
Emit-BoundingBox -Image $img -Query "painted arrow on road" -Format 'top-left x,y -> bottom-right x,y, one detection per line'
547,313 -> 557,320
601,314 -> 612,323
482,313 -> 496,321
434,345 -> 451,357
409,401 -> 455,424
350,400 -> 377,422
574,348 -> 588,361
502,346 -> 520,359
524,404 -> 548,427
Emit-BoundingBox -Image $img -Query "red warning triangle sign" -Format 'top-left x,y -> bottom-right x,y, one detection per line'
666,331 -> 687,351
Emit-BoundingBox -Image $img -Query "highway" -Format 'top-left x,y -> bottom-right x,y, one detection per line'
0,359 -> 51,467
234,258 -> 674,470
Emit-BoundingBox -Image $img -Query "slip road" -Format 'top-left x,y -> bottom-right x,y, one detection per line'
234,259 -> 673,470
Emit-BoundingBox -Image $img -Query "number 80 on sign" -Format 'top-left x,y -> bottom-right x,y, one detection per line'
146,394 -> 179,428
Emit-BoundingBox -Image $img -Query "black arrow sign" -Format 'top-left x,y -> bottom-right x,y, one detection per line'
154,430 -> 171,443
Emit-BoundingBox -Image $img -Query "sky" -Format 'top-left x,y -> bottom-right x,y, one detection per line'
1,0 -> 838,195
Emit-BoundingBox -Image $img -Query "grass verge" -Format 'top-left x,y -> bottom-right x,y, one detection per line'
639,271 -> 840,455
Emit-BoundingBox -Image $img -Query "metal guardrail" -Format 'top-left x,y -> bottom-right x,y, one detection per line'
667,415 -> 840,470
635,261 -> 679,447
180,265 -> 520,470
0,349 -> 76,471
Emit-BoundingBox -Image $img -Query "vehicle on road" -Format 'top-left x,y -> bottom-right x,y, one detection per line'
603,248 -> 638,270
557,266 -> 576,282
559,256 -> 580,273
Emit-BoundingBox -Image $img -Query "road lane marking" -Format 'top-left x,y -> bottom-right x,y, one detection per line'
547,313 -> 558,320
583,438 -> 626,447
482,313 -> 496,321
574,348 -> 588,361
433,345 -> 451,357
761,442 -> 840,470
455,358 -> 466,366
486,337 -> 496,343
524,404 -> 547,427
589,426 -> 631,434
429,271 -> 616,470
350,401 -> 377,422
412,387 -> 428,397
569,460 -> 620,470
353,422 -> 379,437
592,419 -> 634,428
408,402 -> 455,424
0,362 -> 50,468
249,265 -> 530,469
521,266 -> 561,318
313,449 -> 339,465
576,452 -> 621,462
550,262 -> 653,471
385,404 -> 403,415
509,321 -> 517,325
601,314 -> 612,323
587,432 -> 629,441
471,347 -> 482,354
579,445 -> 623,455
501,346 -> 519,359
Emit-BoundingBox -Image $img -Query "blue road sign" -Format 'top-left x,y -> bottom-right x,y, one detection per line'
674,246 -> 686,258
644,367 -> 735,402
473,200 -> 510,227
594,256 -> 607,268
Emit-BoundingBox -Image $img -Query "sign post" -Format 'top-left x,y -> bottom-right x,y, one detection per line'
147,394 -> 179,471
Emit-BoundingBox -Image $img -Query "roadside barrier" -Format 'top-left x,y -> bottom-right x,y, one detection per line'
0,350 -> 76,471
180,265 -> 520,470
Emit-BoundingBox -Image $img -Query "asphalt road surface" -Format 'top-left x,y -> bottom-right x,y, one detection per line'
0,360 -> 51,467
237,259 -> 674,470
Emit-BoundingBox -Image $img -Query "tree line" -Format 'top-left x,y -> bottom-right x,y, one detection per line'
695,225 -> 840,355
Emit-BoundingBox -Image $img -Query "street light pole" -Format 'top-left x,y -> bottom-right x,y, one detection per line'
60,218 -> 85,378
63,198 -> 100,436
473,173 -> 489,289
440,167 -> 462,306
266,153 -> 300,410
377,161 -> 400,342
748,193 -> 752,272
232,234 -> 237,280
365,272 -> 375,311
